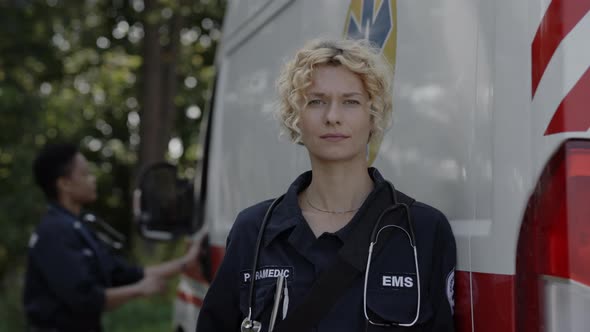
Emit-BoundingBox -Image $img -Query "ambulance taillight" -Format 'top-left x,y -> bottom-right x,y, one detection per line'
516,139 -> 590,332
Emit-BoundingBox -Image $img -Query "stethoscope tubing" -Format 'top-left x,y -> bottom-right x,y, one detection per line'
363,224 -> 421,327
245,195 -> 285,322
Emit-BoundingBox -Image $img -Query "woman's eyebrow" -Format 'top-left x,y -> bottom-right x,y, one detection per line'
342,92 -> 364,97
306,92 -> 364,97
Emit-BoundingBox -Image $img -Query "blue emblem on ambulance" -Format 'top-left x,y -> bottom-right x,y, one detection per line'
343,0 -> 397,165
346,0 -> 394,49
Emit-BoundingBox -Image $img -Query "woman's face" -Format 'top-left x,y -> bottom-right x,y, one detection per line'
58,153 -> 97,204
299,65 -> 372,163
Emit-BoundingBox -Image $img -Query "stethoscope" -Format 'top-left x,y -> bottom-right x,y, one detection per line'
240,182 -> 420,332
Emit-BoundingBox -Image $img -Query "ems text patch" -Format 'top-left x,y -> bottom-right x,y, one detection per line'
380,273 -> 416,289
240,266 -> 294,285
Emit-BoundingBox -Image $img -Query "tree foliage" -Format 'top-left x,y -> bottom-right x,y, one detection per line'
0,0 -> 225,329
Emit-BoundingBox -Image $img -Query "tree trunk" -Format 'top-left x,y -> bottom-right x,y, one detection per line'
159,12 -> 181,157
138,0 -> 164,174
138,0 -> 182,175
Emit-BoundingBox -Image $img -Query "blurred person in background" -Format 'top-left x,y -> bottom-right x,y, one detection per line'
24,143 -> 201,332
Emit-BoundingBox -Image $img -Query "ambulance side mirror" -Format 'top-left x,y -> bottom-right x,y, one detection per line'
133,162 -> 195,240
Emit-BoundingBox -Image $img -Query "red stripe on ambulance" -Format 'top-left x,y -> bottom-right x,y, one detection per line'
455,271 -> 515,332
531,0 -> 590,96
210,245 -> 226,280
544,67 -> 590,135
177,290 -> 204,307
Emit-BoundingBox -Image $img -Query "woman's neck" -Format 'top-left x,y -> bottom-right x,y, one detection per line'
57,196 -> 82,217
304,159 -> 374,213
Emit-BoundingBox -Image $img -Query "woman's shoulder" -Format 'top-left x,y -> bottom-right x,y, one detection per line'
389,187 -> 447,223
232,198 -> 276,230
411,200 -> 447,221
410,200 -> 454,240
223,198 -> 281,250
37,208 -> 77,236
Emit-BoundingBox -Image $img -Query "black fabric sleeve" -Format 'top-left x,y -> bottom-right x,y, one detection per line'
196,227 -> 242,332
428,211 -> 457,332
108,254 -> 144,287
30,222 -> 105,318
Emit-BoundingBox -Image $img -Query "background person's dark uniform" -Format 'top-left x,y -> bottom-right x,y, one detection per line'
24,204 -> 143,332
196,168 -> 456,331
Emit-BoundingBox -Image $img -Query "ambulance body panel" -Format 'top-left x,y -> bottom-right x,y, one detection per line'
172,1 -> 590,331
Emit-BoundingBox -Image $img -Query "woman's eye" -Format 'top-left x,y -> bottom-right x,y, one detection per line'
307,99 -> 324,106
344,99 -> 361,105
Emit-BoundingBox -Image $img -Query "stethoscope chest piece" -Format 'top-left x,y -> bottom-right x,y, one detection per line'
241,317 -> 262,332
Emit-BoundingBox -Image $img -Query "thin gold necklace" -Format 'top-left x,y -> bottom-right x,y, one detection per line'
305,195 -> 359,214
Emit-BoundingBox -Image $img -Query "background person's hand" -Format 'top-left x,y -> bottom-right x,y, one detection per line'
138,275 -> 167,296
183,239 -> 201,267
182,225 -> 208,270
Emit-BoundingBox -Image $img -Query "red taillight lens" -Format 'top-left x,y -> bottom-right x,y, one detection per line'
517,140 -> 590,332
566,149 -> 590,285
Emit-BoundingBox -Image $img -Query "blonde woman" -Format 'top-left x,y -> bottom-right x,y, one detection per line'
197,39 -> 456,332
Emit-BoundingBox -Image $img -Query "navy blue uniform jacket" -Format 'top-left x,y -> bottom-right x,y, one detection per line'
23,204 -> 144,332
196,168 -> 456,331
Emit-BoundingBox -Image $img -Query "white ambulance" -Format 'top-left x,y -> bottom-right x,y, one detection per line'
135,0 -> 590,331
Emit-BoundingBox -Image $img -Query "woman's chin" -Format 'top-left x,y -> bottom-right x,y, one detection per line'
310,150 -> 366,163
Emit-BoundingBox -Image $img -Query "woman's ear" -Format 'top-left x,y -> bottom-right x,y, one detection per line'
56,177 -> 70,196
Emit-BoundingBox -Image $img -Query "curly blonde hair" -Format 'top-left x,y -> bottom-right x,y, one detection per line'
277,38 -> 394,144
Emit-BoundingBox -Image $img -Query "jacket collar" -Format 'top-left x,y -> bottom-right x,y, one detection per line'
262,167 -> 390,247
47,202 -> 81,220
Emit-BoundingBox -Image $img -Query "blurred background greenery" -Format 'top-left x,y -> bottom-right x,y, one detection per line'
0,0 -> 225,330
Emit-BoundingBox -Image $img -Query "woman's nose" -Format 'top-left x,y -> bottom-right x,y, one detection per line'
324,102 -> 342,125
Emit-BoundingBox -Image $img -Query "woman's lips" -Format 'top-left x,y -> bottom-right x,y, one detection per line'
320,134 -> 350,142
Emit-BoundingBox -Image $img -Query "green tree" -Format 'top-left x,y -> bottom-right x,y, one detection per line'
0,0 -> 225,330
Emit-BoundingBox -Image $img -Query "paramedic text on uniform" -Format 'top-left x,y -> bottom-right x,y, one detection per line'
24,143 -> 202,332
196,39 -> 457,331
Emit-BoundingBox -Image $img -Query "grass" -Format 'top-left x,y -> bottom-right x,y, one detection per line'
103,293 -> 176,332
